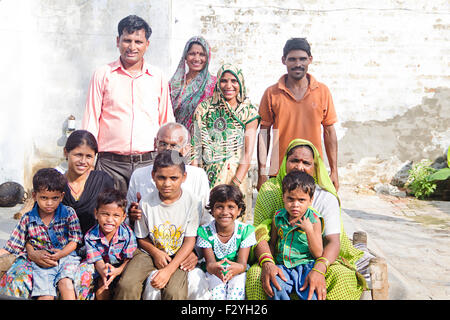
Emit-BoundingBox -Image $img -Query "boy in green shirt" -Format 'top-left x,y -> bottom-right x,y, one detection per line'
269,171 -> 324,300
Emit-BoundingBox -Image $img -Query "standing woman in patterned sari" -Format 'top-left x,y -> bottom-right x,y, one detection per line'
191,64 -> 260,222
169,36 -> 217,136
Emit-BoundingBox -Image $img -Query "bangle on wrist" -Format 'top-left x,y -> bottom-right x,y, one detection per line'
258,253 -> 273,260
312,267 -> 326,277
258,252 -> 275,267
232,176 -> 242,185
260,258 -> 275,267
316,256 -> 330,265
258,253 -> 274,264
314,260 -> 328,273
315,257 -> 330,271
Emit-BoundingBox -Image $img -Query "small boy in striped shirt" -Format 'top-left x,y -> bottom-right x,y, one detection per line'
84,189 -> 137,300
1,168 -> 83,300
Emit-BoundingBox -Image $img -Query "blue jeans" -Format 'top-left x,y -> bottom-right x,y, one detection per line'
31,254 -> 80,297
269,261 -> 317,300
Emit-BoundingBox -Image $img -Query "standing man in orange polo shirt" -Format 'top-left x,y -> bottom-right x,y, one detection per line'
82,15 -> 174,193
257,38 -> 339,191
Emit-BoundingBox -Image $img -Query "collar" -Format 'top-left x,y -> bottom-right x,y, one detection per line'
29,202 -> 66,225
88,224 -> 127,244
277,73 -> 319,95
111,58 -> 153,76
210,219 -> 241,234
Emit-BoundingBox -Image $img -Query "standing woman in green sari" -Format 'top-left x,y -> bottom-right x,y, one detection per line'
246,139 -> 366,300
170,36 -> 217,136
191,64 -> 260,222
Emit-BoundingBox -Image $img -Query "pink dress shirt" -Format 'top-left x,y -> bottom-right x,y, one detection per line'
82,59 -> 174,155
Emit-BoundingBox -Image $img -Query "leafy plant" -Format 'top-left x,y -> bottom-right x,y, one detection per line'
427,148 -> 450,182
427,168 -> 450,182
406,160 -> 437,199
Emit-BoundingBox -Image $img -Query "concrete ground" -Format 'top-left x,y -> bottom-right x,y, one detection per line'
1,184 -> 449,300
340,184 -> 450,300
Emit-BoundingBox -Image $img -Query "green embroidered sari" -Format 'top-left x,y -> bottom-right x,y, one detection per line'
191,63 -> 260,190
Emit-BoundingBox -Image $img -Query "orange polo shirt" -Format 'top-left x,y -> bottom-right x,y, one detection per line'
259,74 -> 337,176
82,59 -> 174,155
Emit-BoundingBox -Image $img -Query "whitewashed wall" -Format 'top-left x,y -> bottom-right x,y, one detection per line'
0,0 -> 449,189
0,0 -> 170,189
171,0 -> 450,164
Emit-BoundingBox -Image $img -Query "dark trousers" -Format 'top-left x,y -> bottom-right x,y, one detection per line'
95,152 -> 156,194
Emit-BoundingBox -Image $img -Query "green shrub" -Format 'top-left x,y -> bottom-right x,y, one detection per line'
406,160 -> 437,199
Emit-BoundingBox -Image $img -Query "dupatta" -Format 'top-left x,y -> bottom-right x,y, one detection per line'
254,139 -> 336,227
169,36 -> 216,134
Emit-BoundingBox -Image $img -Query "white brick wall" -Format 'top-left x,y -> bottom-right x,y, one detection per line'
0,0 -> 448,187
172,0 -> 450,164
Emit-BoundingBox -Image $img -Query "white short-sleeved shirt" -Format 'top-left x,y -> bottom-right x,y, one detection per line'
135,189 -> 201,256
312,186 -> 341,236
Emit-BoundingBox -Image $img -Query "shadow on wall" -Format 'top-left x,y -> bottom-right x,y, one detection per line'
339,87 -> 450,164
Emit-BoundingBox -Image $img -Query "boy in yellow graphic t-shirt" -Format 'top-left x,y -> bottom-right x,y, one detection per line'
114,150 -> 201,300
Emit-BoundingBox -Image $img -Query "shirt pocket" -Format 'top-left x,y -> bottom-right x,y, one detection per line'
51,222 -> 69,246
110,248 -> 124,265
31,229 -> 51,249
133,79 -> 159,118
103,77 -> 133,113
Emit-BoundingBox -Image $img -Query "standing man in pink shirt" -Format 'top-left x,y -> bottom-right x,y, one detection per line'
82,15 -> 174,193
